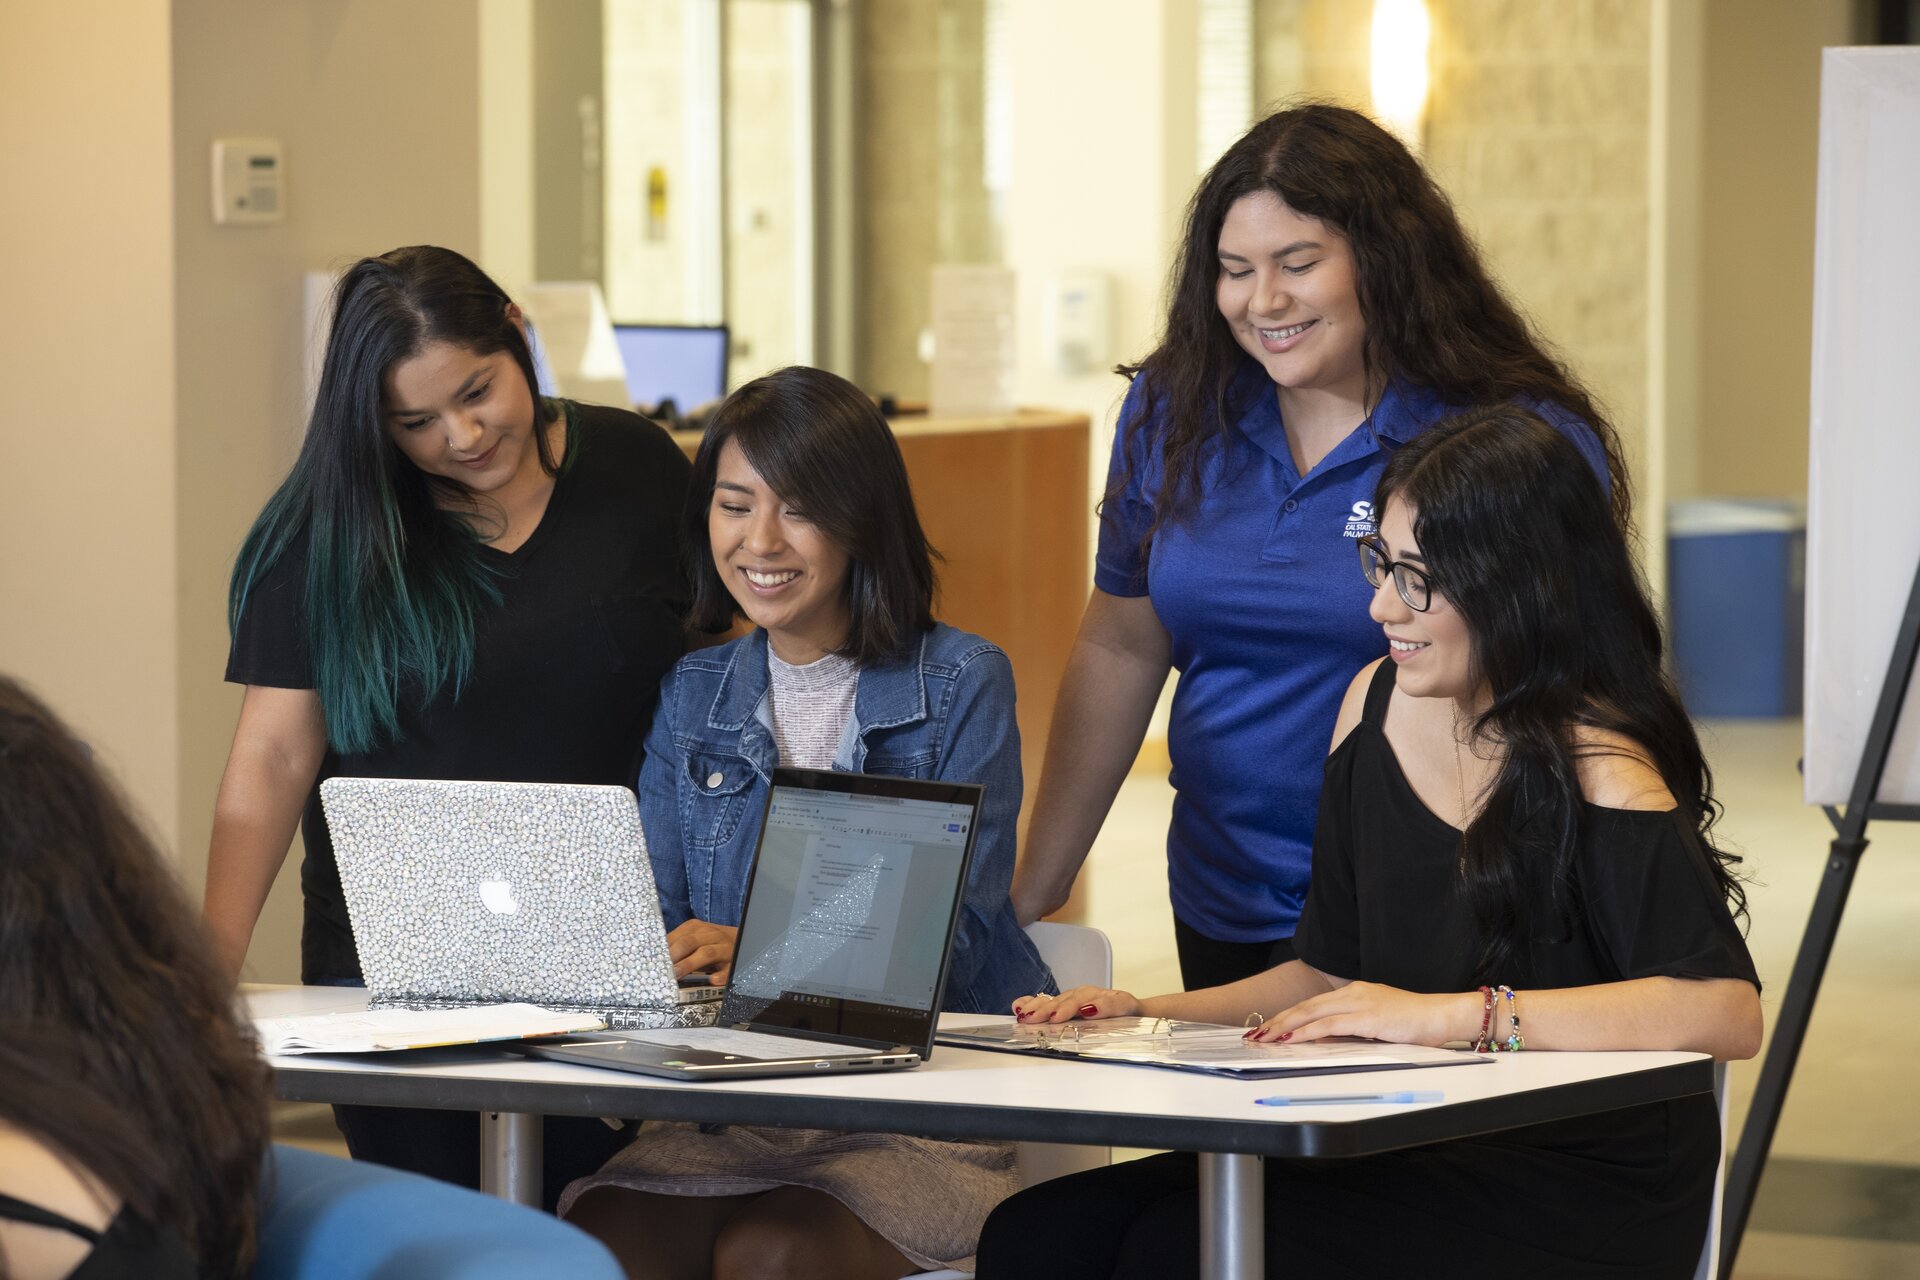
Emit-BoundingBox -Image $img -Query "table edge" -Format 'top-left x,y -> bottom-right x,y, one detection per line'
272,1057 -> 1713,1159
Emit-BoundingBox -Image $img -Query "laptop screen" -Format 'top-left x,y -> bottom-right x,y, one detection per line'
722,769 -> 980,1049
611,323 -> 729,413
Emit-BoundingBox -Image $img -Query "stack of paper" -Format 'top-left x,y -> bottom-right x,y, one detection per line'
256,1004 -> 604,1056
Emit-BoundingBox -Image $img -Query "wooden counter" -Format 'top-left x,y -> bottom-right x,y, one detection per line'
673,409 -> 1090,809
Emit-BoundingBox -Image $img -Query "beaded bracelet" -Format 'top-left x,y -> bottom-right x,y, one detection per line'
1473,985 -> 1495,1053
1493,984 -> 1524,1052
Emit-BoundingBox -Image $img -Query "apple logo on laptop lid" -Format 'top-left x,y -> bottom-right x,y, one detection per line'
479,879 -> 520,915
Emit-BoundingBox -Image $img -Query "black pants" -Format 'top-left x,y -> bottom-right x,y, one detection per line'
1172,916 -> 1294,990
331,1104 -> 631,1214
975,1152 -> 1209,1280
973,1147 -> 1704,1280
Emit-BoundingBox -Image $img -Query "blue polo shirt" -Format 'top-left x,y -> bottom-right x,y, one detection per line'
1096,361 -> 1607,942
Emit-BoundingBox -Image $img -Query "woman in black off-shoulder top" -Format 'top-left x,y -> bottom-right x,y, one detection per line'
978,406 -> 1762,1280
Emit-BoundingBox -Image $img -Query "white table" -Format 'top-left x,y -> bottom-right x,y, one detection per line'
252,985 -> 1712,1279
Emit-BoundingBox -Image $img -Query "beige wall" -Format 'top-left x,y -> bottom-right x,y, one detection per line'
604,0 -> 690,321
726,0 -> 812,381
1656,0 -> 1707,513
857,1 -> 996,400
1433,0 -> 1655,486
1686,0 -> 1862,499
1256,0 -> 1656,500
1006,0 -> 1199,503
0,4 -> 181,848
1256,0 -> 1368,105
535,0 -> 605,288
171,0 -> 484,981
482,0 -> 537,296
1254,0 -> 1862,510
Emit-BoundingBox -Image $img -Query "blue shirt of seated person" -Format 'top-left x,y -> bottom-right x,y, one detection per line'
639,621 -> 1056,1014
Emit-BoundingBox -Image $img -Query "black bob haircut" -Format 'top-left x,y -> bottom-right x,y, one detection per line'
683,365 -> 939,664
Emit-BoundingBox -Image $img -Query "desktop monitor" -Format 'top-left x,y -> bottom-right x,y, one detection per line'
611,323 -> 730,414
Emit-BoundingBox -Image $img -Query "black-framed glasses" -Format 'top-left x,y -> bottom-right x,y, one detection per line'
1357,535 -> 1435,612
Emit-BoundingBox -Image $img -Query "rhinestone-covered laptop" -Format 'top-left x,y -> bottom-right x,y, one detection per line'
319,778 -> 716,1031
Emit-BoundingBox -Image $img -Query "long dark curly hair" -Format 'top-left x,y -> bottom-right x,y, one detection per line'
1115,102 -> 1631,543
0,676 -> 271,1278
1376,407 -> 1743,980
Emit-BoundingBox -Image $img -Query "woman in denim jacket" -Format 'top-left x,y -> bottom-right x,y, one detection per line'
564,365 -> 1055,1279
642,623 -> 1045,1013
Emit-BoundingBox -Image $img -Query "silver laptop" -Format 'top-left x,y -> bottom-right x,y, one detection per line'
319,778 -> 722,1030
519,767 -> 982,1079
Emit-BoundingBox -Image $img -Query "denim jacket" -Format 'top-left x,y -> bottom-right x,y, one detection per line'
638,622 -> 1056,1014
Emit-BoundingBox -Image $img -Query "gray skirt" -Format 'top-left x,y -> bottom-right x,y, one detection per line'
561,1122 -> 1018,1271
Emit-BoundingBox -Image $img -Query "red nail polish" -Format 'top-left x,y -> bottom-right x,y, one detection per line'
1278,1031 -> 1292,1041
1078,1003 -> 1100,1018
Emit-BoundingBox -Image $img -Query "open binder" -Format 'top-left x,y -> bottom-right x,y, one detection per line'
936,1016 -> 1491,1080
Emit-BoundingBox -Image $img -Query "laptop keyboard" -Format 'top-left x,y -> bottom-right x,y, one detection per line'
617,1027 -> 879,1060
602,1004 -> 720,1030
370,996 -> 719,1031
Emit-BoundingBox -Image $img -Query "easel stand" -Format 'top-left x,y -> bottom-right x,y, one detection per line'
1719,558 -> 1920,1279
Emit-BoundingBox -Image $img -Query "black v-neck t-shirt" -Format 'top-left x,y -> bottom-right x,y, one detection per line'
227,402 -> 692,982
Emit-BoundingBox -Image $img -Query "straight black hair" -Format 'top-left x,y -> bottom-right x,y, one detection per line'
684,366 -> 937,664
1376,407 -> 1744,979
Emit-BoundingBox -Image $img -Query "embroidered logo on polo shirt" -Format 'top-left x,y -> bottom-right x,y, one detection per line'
1342,500 -> 1377,539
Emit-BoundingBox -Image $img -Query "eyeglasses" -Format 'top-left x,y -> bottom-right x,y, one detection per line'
1357,535 -> 1435,612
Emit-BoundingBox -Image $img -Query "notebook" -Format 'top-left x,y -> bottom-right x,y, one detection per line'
319,778 -> 723,1030
518,767 -> 982,1080
257,1004 -> 607,1056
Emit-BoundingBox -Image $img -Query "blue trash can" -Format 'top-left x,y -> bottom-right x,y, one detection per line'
1667,499 -> 1805,717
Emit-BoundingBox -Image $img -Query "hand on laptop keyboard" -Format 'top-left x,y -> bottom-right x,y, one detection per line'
668,918 -> 738,986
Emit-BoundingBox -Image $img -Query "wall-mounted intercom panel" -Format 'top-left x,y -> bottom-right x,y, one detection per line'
212,138 -> 285,226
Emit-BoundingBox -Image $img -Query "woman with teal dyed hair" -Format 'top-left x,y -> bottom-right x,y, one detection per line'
205,244 -> 692,1200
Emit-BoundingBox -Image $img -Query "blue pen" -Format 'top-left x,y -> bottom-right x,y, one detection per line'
1254,1090 -> 1443,1107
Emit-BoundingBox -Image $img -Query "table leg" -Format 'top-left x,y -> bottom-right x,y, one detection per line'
479,1110 -> 542,1207
1198,1151 -> 1263,1280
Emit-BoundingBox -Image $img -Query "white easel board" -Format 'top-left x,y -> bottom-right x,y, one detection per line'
1804,48 -> 1920,805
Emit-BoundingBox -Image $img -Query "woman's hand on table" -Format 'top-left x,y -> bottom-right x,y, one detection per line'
1247,980 -> 1471,1046
667,919 -> 738,985
1011,986 -> 1140,1024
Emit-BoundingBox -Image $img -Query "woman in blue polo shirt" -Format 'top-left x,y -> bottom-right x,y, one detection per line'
1010,103 -> 1630,988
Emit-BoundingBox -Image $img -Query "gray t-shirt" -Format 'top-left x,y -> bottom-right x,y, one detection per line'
767,648 -> 859,769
